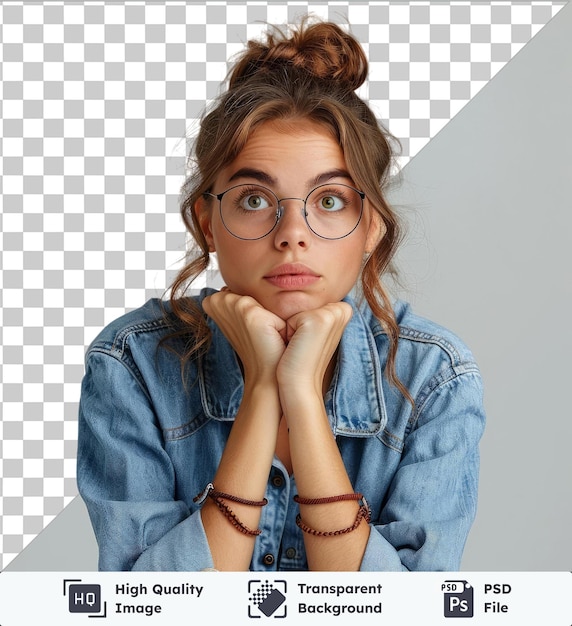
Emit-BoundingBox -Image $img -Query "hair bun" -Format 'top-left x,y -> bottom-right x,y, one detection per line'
229,19 -> 368,91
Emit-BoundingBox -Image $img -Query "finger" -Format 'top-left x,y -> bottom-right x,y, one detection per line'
337,301 -> 353,327
202,294 -> 212,316
288,302 -> 351,331
202,288 -> 237,317
285,320 -> 294,344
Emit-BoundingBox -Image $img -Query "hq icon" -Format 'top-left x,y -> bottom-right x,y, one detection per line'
63,579 -> 107,618
442,580 -> 474,618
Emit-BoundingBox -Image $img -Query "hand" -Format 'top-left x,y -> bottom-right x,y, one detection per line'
202,289 -> 288,387
277,302 -> 353,396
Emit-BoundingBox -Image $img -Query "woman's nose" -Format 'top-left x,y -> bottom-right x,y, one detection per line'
273,199 -> 311,249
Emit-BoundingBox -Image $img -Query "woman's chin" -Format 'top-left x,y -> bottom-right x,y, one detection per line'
261,292 -> 326,321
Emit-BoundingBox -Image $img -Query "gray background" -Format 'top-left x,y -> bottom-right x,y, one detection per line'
2,1 -> 570,571
390,1 -> 572,570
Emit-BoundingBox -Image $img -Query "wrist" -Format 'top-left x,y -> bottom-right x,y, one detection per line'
243,376 -> 280,405
277,351 -> 337,398
279,390 -> 329,433
234,380 -> 282,435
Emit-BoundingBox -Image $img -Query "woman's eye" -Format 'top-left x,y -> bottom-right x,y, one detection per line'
243,195 -> 270,210
320,195 -> 344,211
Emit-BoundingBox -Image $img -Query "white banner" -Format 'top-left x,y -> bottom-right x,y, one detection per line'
0,571 -> 570,624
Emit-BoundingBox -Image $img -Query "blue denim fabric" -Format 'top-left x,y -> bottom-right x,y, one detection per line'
77,288 -> 485,571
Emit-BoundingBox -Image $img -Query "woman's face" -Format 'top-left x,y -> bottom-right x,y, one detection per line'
197,119 -> 381,321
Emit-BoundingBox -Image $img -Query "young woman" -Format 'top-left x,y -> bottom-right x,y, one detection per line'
77,19 -> 485,571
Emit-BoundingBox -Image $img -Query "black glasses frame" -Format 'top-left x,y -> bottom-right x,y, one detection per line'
204,183 -> 366,241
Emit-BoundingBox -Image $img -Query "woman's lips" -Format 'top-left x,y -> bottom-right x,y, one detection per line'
265,274 -> 320,288
264,264 -> 320,289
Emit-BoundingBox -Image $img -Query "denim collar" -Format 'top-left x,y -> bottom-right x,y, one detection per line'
198,295 -> 387,438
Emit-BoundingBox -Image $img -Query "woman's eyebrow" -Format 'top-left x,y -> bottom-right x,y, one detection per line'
310,169 -> 354,187
227,168 -> 276,186
228,167 -> 353,189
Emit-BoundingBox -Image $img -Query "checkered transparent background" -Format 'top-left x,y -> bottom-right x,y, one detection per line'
0,1 -> 566,569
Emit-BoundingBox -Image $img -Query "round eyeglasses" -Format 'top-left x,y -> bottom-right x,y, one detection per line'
204,183 -> 365,241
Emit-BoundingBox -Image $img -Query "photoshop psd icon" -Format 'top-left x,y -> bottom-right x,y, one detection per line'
443,580 -> 474,618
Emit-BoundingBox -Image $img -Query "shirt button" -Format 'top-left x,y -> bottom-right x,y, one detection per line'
263,553 -> 275,566
285,547 -> 297,559
272,475 -> 284,488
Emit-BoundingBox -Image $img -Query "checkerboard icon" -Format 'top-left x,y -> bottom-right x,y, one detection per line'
249,580 -> 287,618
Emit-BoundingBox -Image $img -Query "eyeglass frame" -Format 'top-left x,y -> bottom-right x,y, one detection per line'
203,182 -> 366,241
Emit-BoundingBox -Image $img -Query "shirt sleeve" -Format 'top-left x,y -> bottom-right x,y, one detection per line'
77,349 -> 215,571
360,368 -> 485,571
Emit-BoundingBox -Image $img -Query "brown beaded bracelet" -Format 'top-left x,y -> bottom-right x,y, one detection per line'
211,497 -> 262,536
193,482 -> 268,507
294,492 -> 363,505
210,489 -> 267,507
193,483 -> 266,537
295,502 -> 371,537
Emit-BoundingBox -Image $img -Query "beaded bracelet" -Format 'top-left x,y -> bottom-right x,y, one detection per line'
296,503 -> 371,537
211,488 -> 268,507
193,482 -> 267,537
211,496 -> 262,536
193,482 -> 268,507
294,492 -> 363,505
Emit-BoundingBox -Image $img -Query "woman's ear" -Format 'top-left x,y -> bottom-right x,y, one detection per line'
194,195 -> 216,252
365,210 -> 384,255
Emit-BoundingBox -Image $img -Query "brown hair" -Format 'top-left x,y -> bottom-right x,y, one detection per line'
167,18 -> 411,403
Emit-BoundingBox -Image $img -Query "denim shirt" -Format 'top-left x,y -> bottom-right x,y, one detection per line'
77,288 -> 485,571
